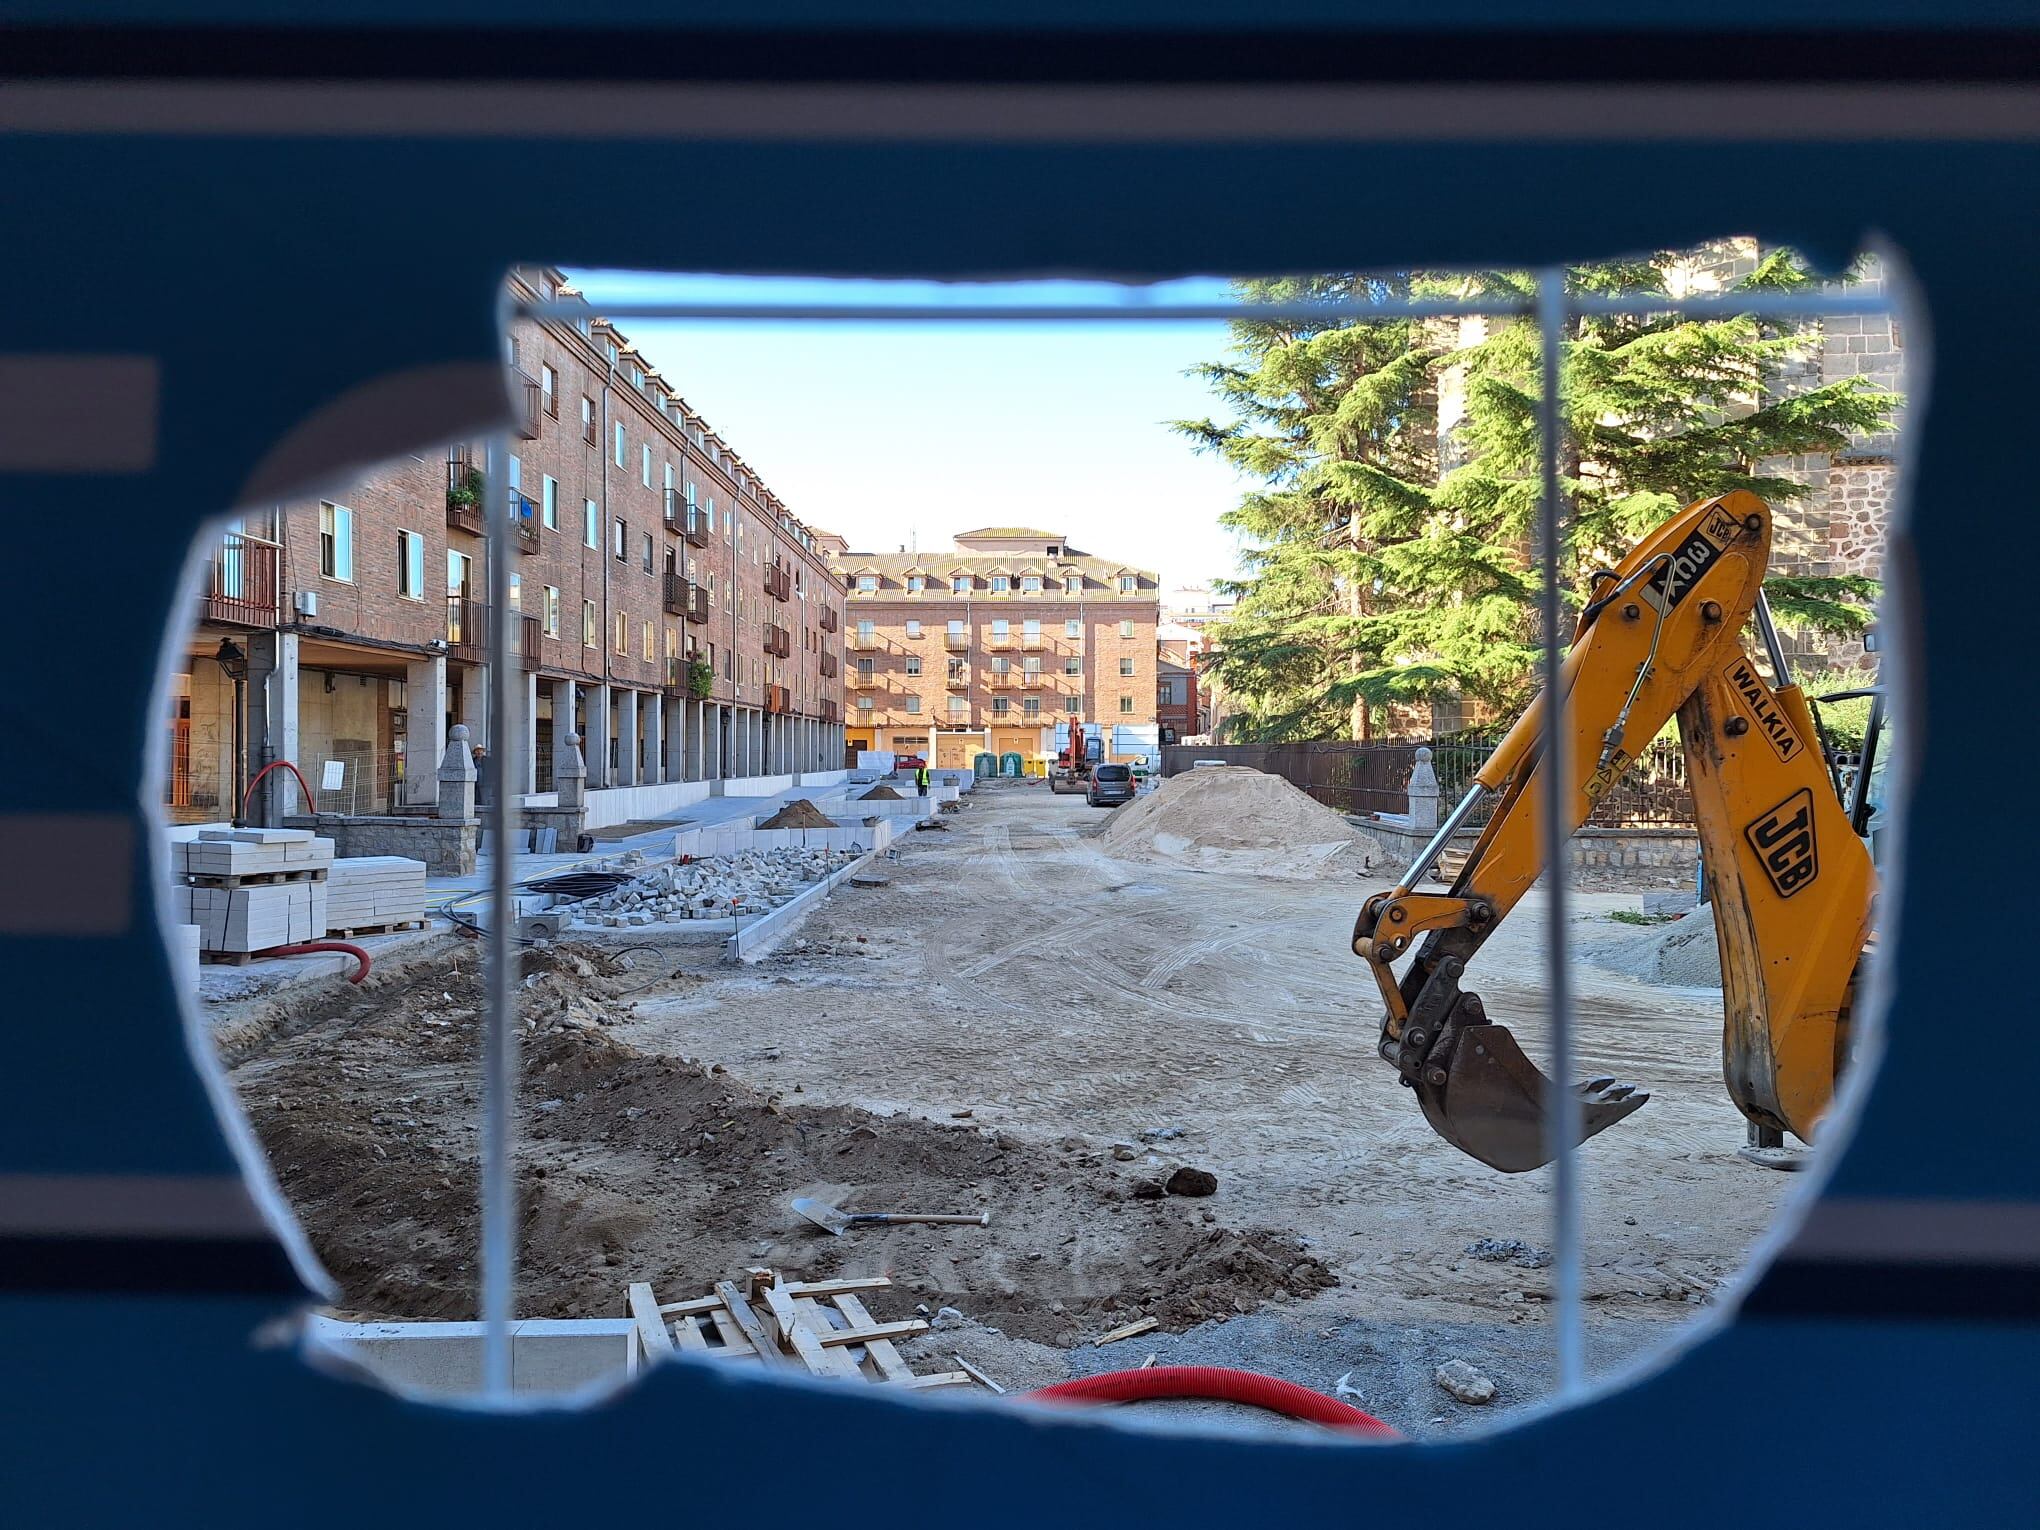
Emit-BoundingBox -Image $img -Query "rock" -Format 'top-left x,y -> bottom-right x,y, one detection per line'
1164,1166 -> 1218,1197
1110,1142 -> 1141,1161
1435,1359 -> 1497,1405
1465,1237 -> 1552,1269
1138,1126 -> 1186,1143
932,1306 -> 965,1329
1130,1178 -> 1167,1200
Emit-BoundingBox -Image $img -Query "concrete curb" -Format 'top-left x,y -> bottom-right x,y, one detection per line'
722,844 -> 885,964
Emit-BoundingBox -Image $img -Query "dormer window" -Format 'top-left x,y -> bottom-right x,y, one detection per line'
951,575 -> 971,595
1065,575 -> 1083,594
907,575 -> 925,594
856,574 -> 878,594
1047,544 -> 1061,555
1118,575 -> 1137,593
990,575 -> 1011,594
1021,575 -> 1042,594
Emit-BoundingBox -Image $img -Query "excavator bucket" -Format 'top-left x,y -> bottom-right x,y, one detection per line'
1414,1023 -> 1649,1173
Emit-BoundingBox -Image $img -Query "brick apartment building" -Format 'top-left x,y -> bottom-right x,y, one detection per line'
827,528 -> 1160,770
172,266 -> 848,823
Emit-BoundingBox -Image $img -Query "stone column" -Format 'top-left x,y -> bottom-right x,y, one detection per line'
1407,745 -> 1440,831
437,722 -> 477,821
644,691 -> 665,785
584,684 -> 611,789
683,699 -> 702,780
405,653 -> 448,807
518,668 -> 539,796
554,729 -> 586,810
663,693 -> 683,783
616,689 -> 640,786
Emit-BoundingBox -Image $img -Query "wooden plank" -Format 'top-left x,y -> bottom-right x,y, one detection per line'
815,1318 -> 929,1348
1093,1316 -> 1159,1347
781,1276 -> 894,1299
626,1282 -> 675,1363
704,1303 -> 754,1356
672,1313 -> 710,1351
951,1352 -> 1006,1394
831,1293 -> 910,1382
767,1288 -> 858,1379
716,1281 -> 793,1370
890,1371 -> 977,1390
655,1294 -> 724,1317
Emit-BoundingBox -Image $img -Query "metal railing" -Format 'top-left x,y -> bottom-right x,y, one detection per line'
818,605 -> 839,633
765,561 -> 792,601
510,367 -> 542,440
819,650 -> 839,678
446,452 -> 486,535
201,530 -> 281,628
447,596 -> 540,670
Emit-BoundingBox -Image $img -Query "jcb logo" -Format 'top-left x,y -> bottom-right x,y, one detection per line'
1745,788 -> 1819,899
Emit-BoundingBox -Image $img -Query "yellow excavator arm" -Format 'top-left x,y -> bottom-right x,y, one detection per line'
1354,491 -> 1877,1171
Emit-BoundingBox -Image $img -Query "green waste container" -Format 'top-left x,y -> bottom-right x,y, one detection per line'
972,752 -> 997,779
1000,751 -> 1023,777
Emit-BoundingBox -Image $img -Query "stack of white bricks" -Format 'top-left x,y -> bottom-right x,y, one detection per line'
172,828 -> 333,954
324,856 -> 428,935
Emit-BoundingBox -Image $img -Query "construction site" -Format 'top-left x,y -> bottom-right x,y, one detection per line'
198,753 -> 1798,1433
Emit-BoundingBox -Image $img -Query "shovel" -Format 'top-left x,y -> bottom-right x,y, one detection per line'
792,1196 -> 991,1237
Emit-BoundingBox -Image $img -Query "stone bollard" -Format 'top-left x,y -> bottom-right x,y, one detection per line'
554,730 -> 587,810
437,722 -> 478,821
1407,745 -> 1440,831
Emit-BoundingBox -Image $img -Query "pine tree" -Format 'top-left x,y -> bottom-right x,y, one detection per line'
1172,275 -> 1437,741
1187,248 -> 1896,739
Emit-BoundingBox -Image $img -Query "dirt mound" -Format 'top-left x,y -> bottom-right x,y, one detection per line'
1582,903 -> 1723,987
1100,766 -> 1371,878
860,785 -> 903,800
758,798 -> 835,829
230,942 -> 1334,1344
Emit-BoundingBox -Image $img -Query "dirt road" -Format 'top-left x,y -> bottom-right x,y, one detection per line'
621,783 -> 1790,1328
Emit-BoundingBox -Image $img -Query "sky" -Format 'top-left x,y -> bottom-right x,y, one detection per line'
565,271 -> 1258,592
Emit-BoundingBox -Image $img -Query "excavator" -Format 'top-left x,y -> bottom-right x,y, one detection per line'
1355,490 -> 1881,1172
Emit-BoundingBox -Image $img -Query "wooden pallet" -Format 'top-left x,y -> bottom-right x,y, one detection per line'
325,918 -> 427,938
186,867 -> 329,888
624,1271 -> 978,1390
198,949 -> 256,967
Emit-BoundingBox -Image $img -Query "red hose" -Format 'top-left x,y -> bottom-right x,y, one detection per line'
1031,1366 -> 1397,1439
260,941 -> 372,984
241,759 -> 318,822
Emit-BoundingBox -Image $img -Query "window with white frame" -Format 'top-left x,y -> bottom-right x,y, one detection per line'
641,444 -> 652,488
541,475 -> 558,530
948,695 -> 967,717
1119,695 -> 1135,714
1023,696 -> 1041,717
642,621 -> 654,661
1065,618 -> 1082,638
992,618 -> 1010,638
1119,619 -> 1135,638
907,574 -> 925,594
1064,695 -> 1081,712
539,364 -> 556,416
1065,656 -> 1082,676
614,421 -> 627,467
1120,657 -> 1136,676
905,695 -> 922,713
856,656 -> 874,680
318,501 -> 353,581
951,574 -> 971,594
856,574 -> 878,593
1064,574 -> 1082,594
947,618 -> 966,638
614,612 -> 627,654
857,695 -> 874,711
585,499 -> 600,549
544,585 -> 560,637
991,696 -> 1009,715
1023,618 -> 1041,638
448,548 -> 470,597
582,600 -> 596,647
613,517 -> 627,561
857,618 -> 875,642
906,619 -> 923,637
1118,575 -> 1137,593
990,575 -> 1010,593
1021,575 -> 1042,593
507,573 -> 521,611
906,655 -> 922,675
396,529 -> 424,599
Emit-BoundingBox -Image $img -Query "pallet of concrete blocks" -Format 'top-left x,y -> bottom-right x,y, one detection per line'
324,855 -> 428,937
173,827 -> 333,957
622,1271 -> 982,1390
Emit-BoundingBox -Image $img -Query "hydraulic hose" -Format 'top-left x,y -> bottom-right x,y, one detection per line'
261,941 -> 372,984
1030,1366 -> 1397,1439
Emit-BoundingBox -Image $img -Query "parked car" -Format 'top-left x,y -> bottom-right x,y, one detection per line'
1086,763 -> 1137,807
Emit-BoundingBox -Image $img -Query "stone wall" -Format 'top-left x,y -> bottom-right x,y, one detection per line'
288,814 -> 476,876
1351,819 -> 1699,888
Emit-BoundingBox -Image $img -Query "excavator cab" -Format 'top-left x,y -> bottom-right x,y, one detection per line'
1357,492 -> 1880,1172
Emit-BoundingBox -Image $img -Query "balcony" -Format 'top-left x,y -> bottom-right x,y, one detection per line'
765,561 -> 792,602
445,453 -> 485,536
988,670 -> 1013,689
943,631 -> 970,651
199,531 -> 282,628
849,670 -> 879,689
446,597 -> 540,671
765,684 -> 791,714
818,605 -> 839,633
510,368 -> 542,441
1021,632 -> 1045,650
512,494 -> 540,554
681,503 -> 712,547
945,669 -> 970,690
663,571 -> 690,617
764,622 -> 792,658
820,698 -> 841,723
851,632 -> 881,650
986,632 -> 1015,650
582,415 -> 598,447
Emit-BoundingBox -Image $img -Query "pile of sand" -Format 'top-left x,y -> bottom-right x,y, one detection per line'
1581,903 -> 1723,988
757,798 -> 835,830
861,785 -> 903,800
1099,766 -> 1375,878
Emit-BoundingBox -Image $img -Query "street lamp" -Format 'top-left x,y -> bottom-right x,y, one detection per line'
215,638 -> 249,825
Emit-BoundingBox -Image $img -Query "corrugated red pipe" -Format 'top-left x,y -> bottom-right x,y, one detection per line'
261,941 -> 372,983
1031,1366 -> 1398,1439
240,759 -> 317,822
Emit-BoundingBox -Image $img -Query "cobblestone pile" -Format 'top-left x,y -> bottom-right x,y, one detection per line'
571,847 -> 858,926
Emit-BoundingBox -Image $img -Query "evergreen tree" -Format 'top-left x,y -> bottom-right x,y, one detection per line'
1187,248 -> 1895,739
1172,275 -> 1437,741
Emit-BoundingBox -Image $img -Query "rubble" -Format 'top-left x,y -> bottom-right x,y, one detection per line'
565,846 -> 859,925
1434,1359 -> 1498,1405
